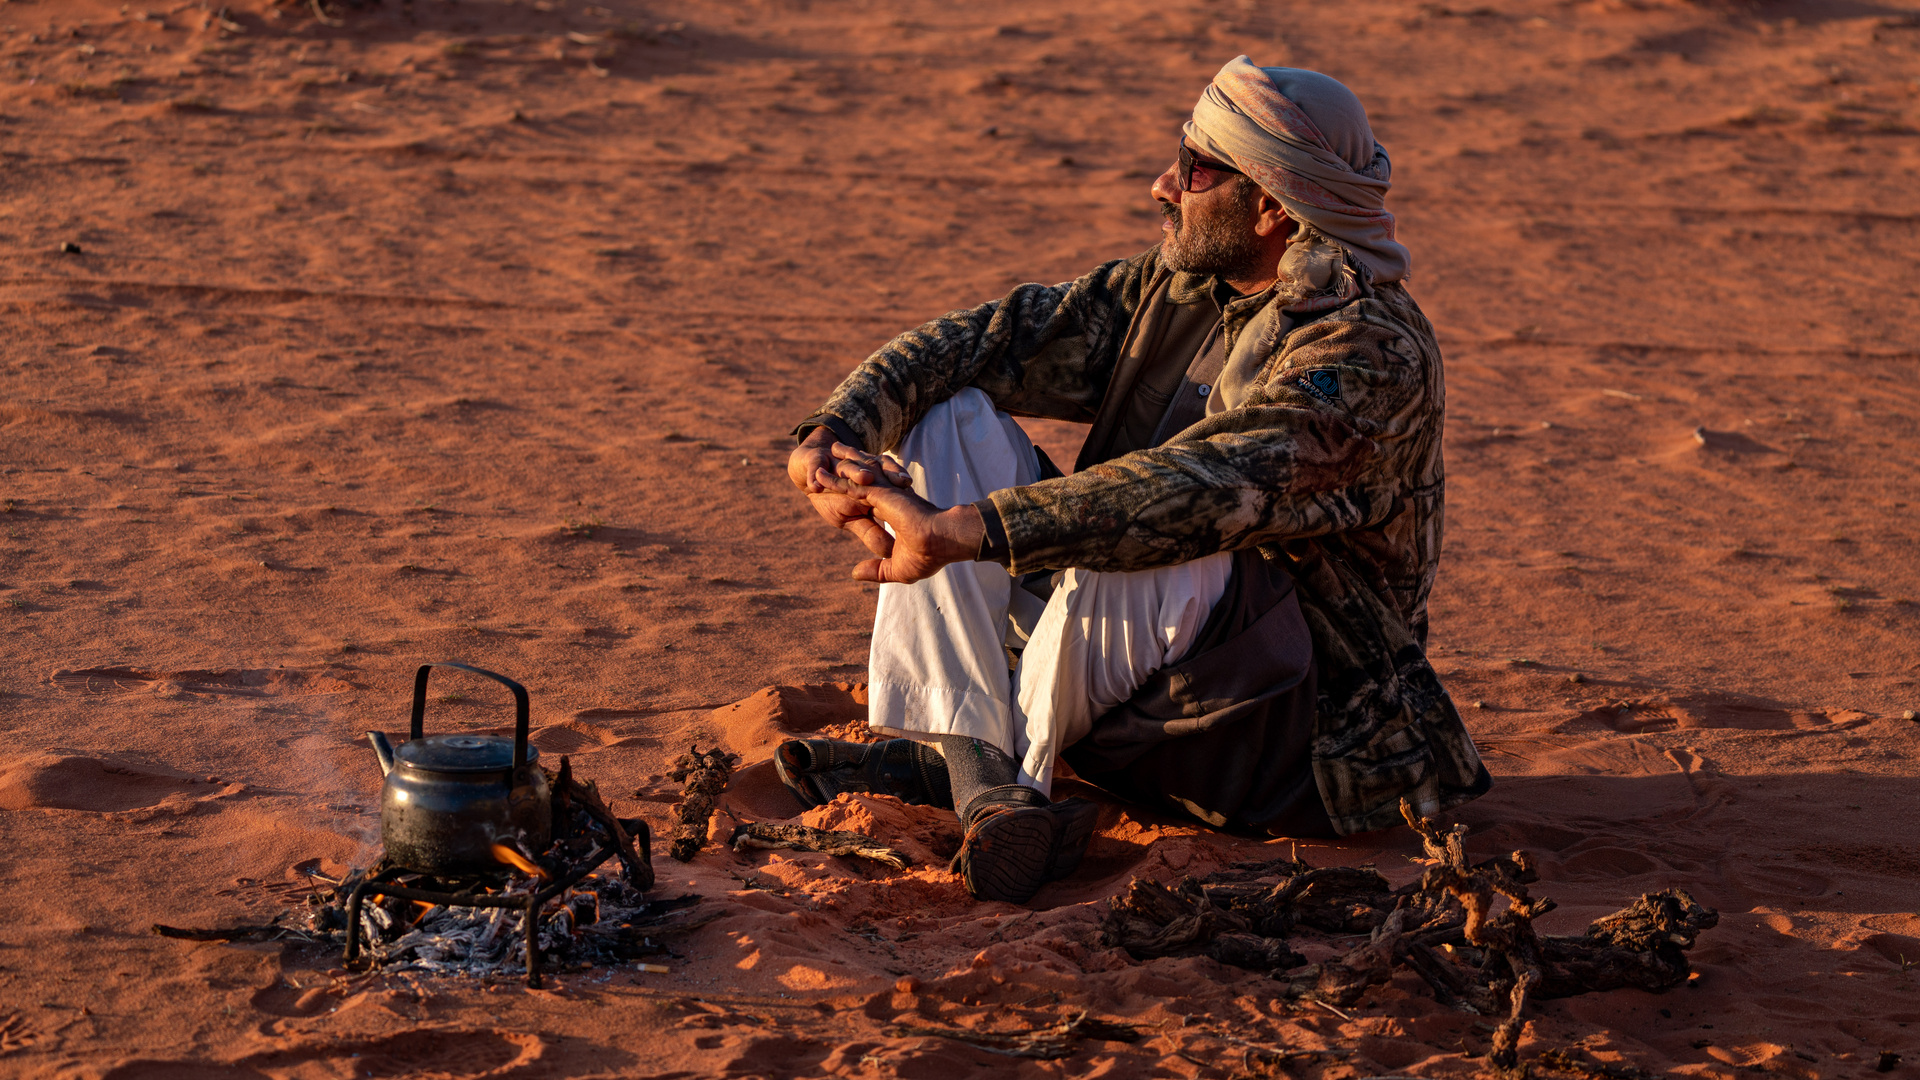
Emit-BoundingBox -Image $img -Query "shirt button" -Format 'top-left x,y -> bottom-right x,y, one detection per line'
1197,384 -> 1211,397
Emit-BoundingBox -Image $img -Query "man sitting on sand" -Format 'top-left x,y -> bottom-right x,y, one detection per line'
777,57 -> 1491,904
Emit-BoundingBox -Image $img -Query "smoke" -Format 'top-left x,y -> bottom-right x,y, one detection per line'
289,726 -> 383,867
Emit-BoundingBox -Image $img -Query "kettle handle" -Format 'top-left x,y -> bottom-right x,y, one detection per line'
410,662 -> 532,771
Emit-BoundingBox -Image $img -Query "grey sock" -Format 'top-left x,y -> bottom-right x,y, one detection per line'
936,735 -> 1035,821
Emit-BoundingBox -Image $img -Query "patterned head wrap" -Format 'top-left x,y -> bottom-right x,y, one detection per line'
1183,56 -> 1410,285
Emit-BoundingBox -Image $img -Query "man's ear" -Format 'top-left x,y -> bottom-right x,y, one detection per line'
1252,190 -> 1293,238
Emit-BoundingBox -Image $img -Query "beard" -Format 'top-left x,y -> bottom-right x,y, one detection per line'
1159,180 -> 1268,280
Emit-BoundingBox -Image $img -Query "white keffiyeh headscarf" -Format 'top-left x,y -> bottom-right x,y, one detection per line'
1183,56 -> 1410,285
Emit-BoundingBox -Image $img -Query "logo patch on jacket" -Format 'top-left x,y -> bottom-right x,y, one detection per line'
1294,369 -> 1343,406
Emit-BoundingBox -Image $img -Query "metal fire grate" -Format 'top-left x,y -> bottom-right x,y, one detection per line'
341,845 -> 618,989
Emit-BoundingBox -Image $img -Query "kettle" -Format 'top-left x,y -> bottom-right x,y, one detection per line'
367,662 -> 551,875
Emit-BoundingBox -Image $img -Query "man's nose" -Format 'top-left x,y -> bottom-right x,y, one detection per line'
1149,164 -> 1183,205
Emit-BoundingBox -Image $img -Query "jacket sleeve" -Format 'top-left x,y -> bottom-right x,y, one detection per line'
987,297 -> 1441,574
796,251 -> 1158,453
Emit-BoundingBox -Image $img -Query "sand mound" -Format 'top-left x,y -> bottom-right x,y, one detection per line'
0,753 -> 237,814
707,682 -> 870,760
722,759 -> 807,823
801,792 -> 963,868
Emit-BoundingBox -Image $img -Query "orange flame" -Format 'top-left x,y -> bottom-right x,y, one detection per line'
490,842 -> 550,880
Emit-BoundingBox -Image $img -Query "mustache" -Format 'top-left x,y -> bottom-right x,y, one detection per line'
1159,200 -> 1181,230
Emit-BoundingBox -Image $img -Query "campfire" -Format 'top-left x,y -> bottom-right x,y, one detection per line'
316,756 -> 685,988
156,663 -> 712,989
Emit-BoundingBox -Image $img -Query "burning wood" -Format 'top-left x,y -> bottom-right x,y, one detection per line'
1100,800 -> 1719,1076
553,758 -> 654,891
154,754 -> 690,988
666,746 -> 736,862
324,755 -> 686,985
490,843 -> 549,880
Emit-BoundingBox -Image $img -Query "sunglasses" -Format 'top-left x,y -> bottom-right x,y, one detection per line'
1177,140 -> 1243,192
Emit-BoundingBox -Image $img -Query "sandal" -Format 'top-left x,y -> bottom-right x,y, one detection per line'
950,786 -> 1099,904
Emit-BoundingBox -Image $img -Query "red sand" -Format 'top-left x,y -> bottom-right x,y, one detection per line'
1,0 -> 1918,1076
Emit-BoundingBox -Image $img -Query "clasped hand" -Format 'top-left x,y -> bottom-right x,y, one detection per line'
787,426 -> 984,584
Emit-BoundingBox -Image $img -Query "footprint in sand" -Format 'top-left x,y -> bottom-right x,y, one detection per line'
49,666 -> 353,698
528,717 -> 635,755
243,1022 -> 552,1068
104,1028 -> 561,1080
0,753 -> 243,814
0,1010 -> 36,1054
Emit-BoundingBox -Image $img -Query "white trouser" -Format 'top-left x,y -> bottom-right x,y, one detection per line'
865,389 -> 1232,797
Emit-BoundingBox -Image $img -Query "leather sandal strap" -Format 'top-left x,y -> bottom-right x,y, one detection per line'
960,783 -> 1047,829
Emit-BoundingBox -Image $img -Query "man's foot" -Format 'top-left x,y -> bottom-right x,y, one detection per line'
773,738 -> 951,810
951,786 -> 1099,904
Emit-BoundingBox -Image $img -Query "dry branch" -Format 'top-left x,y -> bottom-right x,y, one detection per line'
1099,799 -> 1719,1076
729,822 -> 911,869
151,923 -> 319,943
887,1010 -> 1141,1060
550,756 -> 654,890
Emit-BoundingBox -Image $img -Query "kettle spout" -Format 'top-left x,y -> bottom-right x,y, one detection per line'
367,731 -> 396,777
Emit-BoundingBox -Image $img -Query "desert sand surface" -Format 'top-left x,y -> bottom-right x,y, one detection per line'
2,0 -> 1919,1076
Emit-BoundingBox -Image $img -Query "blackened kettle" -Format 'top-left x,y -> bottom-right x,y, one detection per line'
366,662 -> 551,875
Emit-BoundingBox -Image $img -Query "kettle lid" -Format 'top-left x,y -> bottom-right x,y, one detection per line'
394,734 -> 538,774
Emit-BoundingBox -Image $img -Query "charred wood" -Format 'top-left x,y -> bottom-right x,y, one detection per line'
549,755 -> 655,890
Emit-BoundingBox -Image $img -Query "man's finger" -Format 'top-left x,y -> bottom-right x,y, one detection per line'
851,557 -> 915,584
844,517 -> 893,558
834,458 -> 886,487
831,443 -> 894,473
805,490 -> 870,530
826,442 -> 915,490
812,466 -> 855,495
852,557 -> 934,585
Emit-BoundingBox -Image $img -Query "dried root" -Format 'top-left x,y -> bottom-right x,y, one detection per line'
151,924 -> 320,943
886,1010 -> 1141,1060
1100,799 -> 1719,1076
667,746 -> 737,863
729,822 -> 911,870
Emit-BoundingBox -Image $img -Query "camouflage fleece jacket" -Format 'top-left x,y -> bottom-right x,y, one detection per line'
799,239 -> 1490,834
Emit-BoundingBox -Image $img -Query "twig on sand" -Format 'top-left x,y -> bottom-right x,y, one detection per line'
667,746 -> 736,862
1311,998 -> 1354,1021
151,924 -> 321,943
729,822 -> 911,870
887,1010 -> 1141,1060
